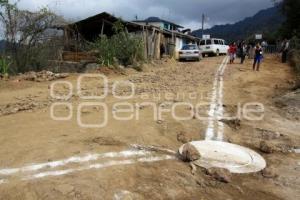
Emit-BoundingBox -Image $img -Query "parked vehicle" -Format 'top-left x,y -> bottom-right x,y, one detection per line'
199,38 -> 229,57
179,44 -> 202,61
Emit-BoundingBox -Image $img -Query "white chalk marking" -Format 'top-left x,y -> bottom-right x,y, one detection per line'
114,190 -> 133,200
0,148 -> 175,185
205,56 -> 229,140
216,56 -> 229,140
131,144 -> 177,155
0,150 -> 151,176
23,155 -> 174,180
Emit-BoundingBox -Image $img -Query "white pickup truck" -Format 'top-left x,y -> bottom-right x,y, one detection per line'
199,38 -> 229,57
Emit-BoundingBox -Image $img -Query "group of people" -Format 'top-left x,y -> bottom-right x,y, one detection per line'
228,41 -> 263,71
227,39 -> 289,72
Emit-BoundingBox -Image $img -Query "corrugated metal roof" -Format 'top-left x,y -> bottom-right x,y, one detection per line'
133,17 -> 184,28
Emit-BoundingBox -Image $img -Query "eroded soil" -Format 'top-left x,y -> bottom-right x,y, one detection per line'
0,55 -> 299,200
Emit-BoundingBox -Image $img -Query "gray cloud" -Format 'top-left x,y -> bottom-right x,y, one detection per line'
15,0 -> 274,30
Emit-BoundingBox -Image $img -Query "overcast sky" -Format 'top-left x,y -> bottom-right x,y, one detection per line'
14,0 -> 274,30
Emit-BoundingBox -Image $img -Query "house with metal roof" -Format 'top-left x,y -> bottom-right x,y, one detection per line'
133,17 -> 184,31
58,12 -> 200,64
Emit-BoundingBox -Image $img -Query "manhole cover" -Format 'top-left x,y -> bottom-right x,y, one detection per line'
179,141 -> 266,173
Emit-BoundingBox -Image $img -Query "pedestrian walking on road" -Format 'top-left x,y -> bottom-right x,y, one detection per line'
248,42 -> 255,59
261,40 -> 268,52
240,42 -> 247,64
281,39 -> 289,63
253,43 -> 263,71
228,42 -> 237,64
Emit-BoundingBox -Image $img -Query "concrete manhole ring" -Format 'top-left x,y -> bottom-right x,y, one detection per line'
179,141 -> 266,174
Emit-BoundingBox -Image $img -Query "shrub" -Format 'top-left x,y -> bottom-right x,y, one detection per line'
1,1 -> 66,73
287,37 -> 300,89
289,49 -> 300,89
90,21 -> 145,67
0,56 -> 11,75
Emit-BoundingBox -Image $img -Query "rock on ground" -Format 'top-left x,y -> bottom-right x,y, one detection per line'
256,128 -> 281,140
220,118 -> 241,130
177,132 -> 192,144
179,143 -> 201,162
22,70 -> 69,82
56,184 -> 74,195
206,167 -> 232,183
262,167 -> 278,178
259,141 -> 276,154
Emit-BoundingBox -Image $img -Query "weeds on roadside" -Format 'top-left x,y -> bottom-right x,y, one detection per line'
0,56 -> 11,76
288,37 -> 300,89
90,21 -> 145,67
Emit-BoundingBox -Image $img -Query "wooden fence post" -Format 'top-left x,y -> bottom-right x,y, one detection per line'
155,32 -> 161,59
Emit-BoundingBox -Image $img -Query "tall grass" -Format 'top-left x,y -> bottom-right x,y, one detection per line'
0,56 -> 11,75
90,21 -> 145,67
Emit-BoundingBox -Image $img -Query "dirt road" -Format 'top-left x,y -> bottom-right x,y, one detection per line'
0,55 -> 299,200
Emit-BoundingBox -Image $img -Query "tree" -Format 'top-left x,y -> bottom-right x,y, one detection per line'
0,1 -> 66,72
274,0 -> 300,38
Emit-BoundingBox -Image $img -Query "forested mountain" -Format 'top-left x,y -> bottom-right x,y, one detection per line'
192,5 -> 284,42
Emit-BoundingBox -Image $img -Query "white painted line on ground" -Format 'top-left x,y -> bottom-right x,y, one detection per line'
205,58 -> 225,140
113,190 -> 133,200
205,56 -> 229,140
216,56 -> 229,141
0,149 -> 175,185
23,155 -> 175,181
0,150 -> 151,176
131,144 -> 177,155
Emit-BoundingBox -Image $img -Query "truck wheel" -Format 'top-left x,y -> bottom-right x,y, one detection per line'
216,50 -> 220,56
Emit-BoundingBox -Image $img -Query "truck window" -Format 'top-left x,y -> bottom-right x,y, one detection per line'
219,40 -> 224,45
200,40 -> 205,45
213,40 -> 219,44
206,40 -> 212,45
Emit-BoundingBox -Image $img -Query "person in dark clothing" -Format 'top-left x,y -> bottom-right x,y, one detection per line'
281,39 -> 289,63
253,43 -> 263,71
240,42 -> 247,64
237,41 -> 242,57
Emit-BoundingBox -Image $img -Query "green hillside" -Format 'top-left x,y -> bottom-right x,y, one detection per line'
192,5 -> 284,42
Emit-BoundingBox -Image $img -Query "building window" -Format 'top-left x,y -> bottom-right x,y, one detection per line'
164,24 -> 169,30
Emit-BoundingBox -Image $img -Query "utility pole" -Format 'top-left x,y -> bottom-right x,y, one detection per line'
202,14 -> 205,38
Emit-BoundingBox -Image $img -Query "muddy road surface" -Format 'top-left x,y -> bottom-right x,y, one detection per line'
0,55 -> 299,200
